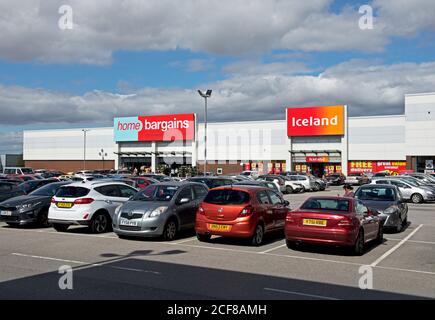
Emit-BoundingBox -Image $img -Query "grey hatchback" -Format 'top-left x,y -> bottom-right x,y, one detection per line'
113,182 -> 208,240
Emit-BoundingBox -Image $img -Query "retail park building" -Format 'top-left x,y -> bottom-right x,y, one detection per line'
23,92 -> 435,176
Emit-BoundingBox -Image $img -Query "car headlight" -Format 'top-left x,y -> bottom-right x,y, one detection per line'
149,206 -> 168,218
426,191 -> 434,195
114,205 -> 122,216
383,206 -> 398,215
18,202 -> 41,212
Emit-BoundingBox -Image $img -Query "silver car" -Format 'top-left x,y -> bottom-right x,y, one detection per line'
113,182 -> 208,240
371,177 -> 435,203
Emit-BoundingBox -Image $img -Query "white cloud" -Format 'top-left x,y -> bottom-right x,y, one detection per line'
0,132 -> 23,154
2,0 -> 434,64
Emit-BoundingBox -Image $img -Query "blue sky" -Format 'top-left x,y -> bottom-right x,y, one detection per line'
1,0 -> 435,153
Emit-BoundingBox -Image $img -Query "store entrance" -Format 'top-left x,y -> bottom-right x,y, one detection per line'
310,163 -> 325,178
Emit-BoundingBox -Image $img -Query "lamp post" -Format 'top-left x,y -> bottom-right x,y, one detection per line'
198,89 -> 212,176
82,129 -> 91,170
99,148 -> 108,171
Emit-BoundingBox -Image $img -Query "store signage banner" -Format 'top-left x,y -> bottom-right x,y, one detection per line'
306,156 -> 330,163
287,105 -> 345,137
114,114 -> 195,142
349,161 -> 407,175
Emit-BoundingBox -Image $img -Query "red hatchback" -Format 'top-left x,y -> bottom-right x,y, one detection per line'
285,196 -> 383,255
195,186 -> 290,246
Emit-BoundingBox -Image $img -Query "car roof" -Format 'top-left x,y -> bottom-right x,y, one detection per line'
211,185 -> 269,192
153,181 -> 206,187
62,181 -> 134,188
359,184 -> 397,189
304,196 -> 355,201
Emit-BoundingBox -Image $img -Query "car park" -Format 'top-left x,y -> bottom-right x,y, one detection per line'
283,175 -> 315,192
18,178 -> 58,194
186,176 -> 235,189
233,180 -> 282,195
239,170 -> 259,179
285,196 -> 382,255
256,175 -> 288,193
113,182 -> 208,240
128,176 -> 159,189
141,174 -> 173,182
325,173 -> 346,186
48,181 -> 138,233
404,172 -> 435,184
195,186 -> 290,246
371,177 -> 435,203
0,181 -> 72,227
2,167 -> 34,175
345,173 -> 370,186
354,184 -> 408,232
0,182 -> 25,202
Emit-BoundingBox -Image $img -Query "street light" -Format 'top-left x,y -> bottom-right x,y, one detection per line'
82,129 -> 91,170
198,89 -> 212,176
99,148 -> 108,171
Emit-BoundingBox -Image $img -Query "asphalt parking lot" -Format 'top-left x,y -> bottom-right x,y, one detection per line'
0,186 -> 434,300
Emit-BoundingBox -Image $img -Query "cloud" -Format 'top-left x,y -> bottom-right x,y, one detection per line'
1,60 -> 435,128
1,0 -> 434,64
0,132 -> 23,154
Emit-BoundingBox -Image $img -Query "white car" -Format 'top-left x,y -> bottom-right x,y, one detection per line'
48,181 -> 138,233
240,170 -> 259,179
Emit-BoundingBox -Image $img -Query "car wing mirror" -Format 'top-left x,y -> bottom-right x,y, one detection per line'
178,198 -> 190,204
283,200 -> 290,207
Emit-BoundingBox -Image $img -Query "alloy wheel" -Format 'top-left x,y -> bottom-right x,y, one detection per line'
93,214 -> 108,233
164,221 -> 177,240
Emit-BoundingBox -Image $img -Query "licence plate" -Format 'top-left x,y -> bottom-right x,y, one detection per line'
56,202 -> 73,208
207,224 -> 231,232
303,219 -> 327,227
0,211 -> 12,216
120,219 -> 139,227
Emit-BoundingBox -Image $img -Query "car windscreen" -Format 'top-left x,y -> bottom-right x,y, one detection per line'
55,186 -> 90,198
133,185 -> 179,201
355,187 -> 396,201
301,198 -> 350,212
204,189 -> 250,205
21,168 -> 34,174
30,183 -> 67,196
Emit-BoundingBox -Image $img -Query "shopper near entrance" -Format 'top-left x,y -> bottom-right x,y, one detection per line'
343,184 -> 354,197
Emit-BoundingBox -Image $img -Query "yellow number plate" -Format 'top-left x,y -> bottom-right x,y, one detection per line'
56,202 -> 73,208
207,224 -> 231,232
303,219 -> 327,227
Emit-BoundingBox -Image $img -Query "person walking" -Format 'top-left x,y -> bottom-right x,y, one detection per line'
343,184 -> 354,197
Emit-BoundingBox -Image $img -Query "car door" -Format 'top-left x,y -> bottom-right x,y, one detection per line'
94,185 -> 125,218
390,180 -> 412,199
355,200 -> 378,241
256,190 -> 273,231
267,190 -> 287,229
174,186 -> 195,228
0,183 -> 12,202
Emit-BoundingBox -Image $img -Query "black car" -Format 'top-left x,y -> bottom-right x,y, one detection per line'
141,174 -> 173,182
0,182 -> 25,203
355,184 -> 408,232
186,177 -> 236,189
233,180 -> 282,194
18,178 -> 58,194
0,181 -> 71,227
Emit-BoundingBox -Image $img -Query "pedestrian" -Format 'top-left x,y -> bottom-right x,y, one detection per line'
343,184 -> 354,197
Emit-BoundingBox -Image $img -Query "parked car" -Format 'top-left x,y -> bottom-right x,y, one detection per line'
2,167 -> 34,175
256,175 -> 289,193
48,181 -> 138,233
283,175 -> 315,192
371,177 -> 435,203
141,174 -> 172,182
345,173 -> 371,186
280,176 -> 306,193
113,182 -> 208,240
403,173 -> 435,185
0,181 -> 72,227
233,180 -> 282,195
239,171 -> 259,179
373,171 -> 390,177
325,173 -> 346,186
18,178 -> 58,194
0,182 -> 25,203
195,186 -> 290,246
129,177 -> 159,189
285,196 -> 382,255
308,175 -> 327,191
186,177 -> 236,189
354,184 -> 408,232
0,178 -> 22,185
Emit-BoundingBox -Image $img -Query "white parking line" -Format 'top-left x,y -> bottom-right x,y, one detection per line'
264,287 -> 340,300
386,238 -> 435,245
375,265 -> 435,276
370,224 -> 424,267
11,252 -> 161,275
174,236 -> 197,244
260,244 -> 287,254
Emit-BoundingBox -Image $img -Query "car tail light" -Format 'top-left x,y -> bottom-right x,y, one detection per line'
74,198 -> 94,205
239,205 -> 254,217
51,198 -> 56,203
338,217 -> 353,227
197,206 -> 205,215
286,213 -> 294,223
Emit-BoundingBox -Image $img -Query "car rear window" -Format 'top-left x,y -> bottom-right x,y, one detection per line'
204,189 -> 250,205
56,186 -> 90,198
301,198 -> 350,212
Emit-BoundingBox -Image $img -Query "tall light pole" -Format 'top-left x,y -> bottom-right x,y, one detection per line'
99,148 -> 108,171
82,129 -> 90,171
198,89 -> 212,176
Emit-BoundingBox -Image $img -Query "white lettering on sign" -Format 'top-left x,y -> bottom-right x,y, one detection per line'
291,115 -> 338,127
143,119 -> 190,132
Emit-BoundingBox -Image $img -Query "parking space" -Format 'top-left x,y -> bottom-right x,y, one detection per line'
0,185 -> 434,299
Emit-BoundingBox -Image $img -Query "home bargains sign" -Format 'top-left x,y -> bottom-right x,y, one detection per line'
287,105 -> 345,137
114,114 -> 195,142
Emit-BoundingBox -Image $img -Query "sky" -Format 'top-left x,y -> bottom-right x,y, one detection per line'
1,0 -> 435,153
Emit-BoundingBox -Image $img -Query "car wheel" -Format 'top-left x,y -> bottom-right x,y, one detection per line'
402,216 -> 408,227
395,217 -> 403,233
286,239 -> 298,250
36,209 -> 50,227
353,229 -> 365,256
251,224 -> 264,246
196,233 -> 211,242
314,182 -> 320,191
376,225 -> 383,244
411,193 -> 423,204
163,219 -> 178,241
285,185 -> 293,194
90,213 -> 110,234
52,223 -> 69,232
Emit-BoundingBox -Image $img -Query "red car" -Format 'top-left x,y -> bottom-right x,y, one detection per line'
195,186 -> 290,246
128,176 -> 158,189
285,196 -> 383,255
